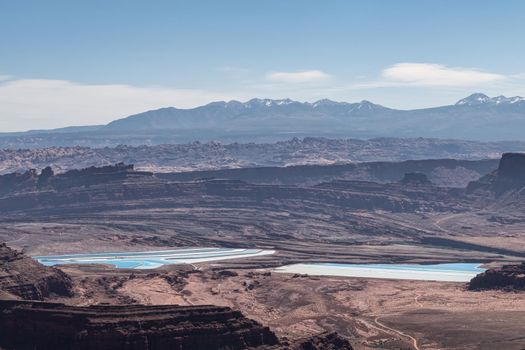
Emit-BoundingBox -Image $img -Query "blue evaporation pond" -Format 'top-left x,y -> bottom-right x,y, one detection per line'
274,263 -> 486,282
320,263 -> 483,273
34,248 -> 274,269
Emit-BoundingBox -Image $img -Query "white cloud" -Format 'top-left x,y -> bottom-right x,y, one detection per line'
511,73 -> 525,80
265,70 -> 331,84
384,63 -> 506,86
355,63 -> 507,88
0,78 -> 240,132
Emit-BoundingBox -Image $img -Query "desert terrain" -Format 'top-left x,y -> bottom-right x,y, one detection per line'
3,2 -> 525,349
2,153 -> 525,349
47,261 -> 524,350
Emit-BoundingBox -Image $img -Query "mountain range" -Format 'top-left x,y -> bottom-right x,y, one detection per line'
1,93 -> 525,148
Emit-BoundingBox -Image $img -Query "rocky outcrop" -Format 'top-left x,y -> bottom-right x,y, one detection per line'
0,300 -> 279,350
400,172 -> 432,186
0,243 -> 72,300
498,153 -> 525,181
37,166 -> 54,187
265,332 -> 354,349
468,263 -> 525,291
467,153 -> 525,196
159,158 -> 497,188
51,163 -> 153,190
0,163 -> 152,193
0,169 -> 38,195
465,153 -> 525,211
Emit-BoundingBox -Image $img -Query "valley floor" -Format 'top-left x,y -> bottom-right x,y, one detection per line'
55,262 -> 525,350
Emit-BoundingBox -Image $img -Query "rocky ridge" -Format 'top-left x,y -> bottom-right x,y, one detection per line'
157,157 -> 498,188
0,300 -> 280,350
0,138 -> 521,174
467,153 -> 525,194
0,163 -> 152,196
468,263 -> 525,291
0,243 -> 72,300
263,332 -> 354,350
0,166 -> 464,215
466,153 -> 525,212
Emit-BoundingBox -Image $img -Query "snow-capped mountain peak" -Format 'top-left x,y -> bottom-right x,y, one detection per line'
312,99 -> 340,108
456,93 -> 524,106
456,93 -> 491,105
245,98 -> 296,108
509,96 -> 525,104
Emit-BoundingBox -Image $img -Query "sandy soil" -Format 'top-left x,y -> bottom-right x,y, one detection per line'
119,277 -> 188,305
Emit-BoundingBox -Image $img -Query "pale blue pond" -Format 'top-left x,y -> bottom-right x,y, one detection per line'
34,248 -> 275,269
274,263 -> 485,282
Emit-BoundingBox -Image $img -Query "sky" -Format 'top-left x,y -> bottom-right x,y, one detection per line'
1,0 -> 525,131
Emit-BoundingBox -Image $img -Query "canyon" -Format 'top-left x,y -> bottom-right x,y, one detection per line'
1,153 -> 525,349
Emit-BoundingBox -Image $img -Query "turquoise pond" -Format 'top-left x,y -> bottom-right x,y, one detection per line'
34,248 -> 486,282
34,248 -> 275,269
274,263 -> 486,282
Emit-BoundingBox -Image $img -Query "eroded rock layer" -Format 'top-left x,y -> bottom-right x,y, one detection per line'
468,262 -> 525,291
0,300 -> 279,350
0,243 -> 72,300
467,153 -> 525,195
261,332 -> 354,350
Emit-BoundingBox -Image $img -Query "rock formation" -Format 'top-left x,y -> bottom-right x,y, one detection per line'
467,153 -> 525,195
0,167 -> 464,215
158,157 -> 496,188
0,300 -> 279,350
468,262 -> 525,291
0,163 -> 153,195
0,139 -> 504,183
0,169 -> 38,195
498,153 -> 525,181
37,166 -> 54,187
0,243 -> 72,300
263,332 -> 354,349
400,172 -> 432,186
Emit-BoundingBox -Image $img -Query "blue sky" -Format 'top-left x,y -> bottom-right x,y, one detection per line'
1,0 -> 525,131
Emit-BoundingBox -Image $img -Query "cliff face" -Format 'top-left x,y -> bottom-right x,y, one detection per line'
0,171 -> 463,216
498,153 -> 525,181
400,172 -> 432,186
468,263 -> 525,291
0,163 -> 152,196
158,157 -> 497,188
467,153 -> 525,196
0,169 -> 38,195
0,300 -> 279,350
0,243 -> 72,300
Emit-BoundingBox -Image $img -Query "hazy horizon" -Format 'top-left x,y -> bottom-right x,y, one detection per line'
1,92 -> 523,134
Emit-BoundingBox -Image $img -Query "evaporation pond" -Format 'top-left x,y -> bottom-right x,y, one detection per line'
34,247 -> 274,269
274,263 -> 485,282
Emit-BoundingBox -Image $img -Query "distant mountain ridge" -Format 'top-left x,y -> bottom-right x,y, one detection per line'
103,98 -> 391,132
1,93 -> 525,147
455,93 -> 525,106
